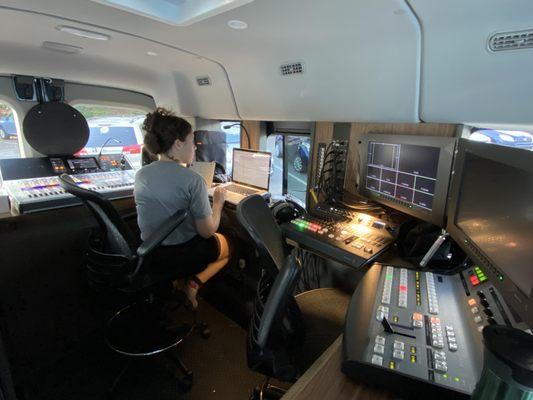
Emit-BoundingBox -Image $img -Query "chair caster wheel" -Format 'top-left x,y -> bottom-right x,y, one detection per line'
250,387 -> 261,400
201,328 -> 211,339
177,371 -> 193,393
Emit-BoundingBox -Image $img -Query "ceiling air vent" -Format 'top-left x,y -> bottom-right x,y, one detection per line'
489,29 -> 533,52
196,76 -> 211,86
280,62 -> 304,76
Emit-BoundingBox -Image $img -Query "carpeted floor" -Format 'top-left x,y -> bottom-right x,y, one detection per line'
25,297 -> 271,400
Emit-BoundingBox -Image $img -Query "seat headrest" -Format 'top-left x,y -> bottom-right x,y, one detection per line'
23,102 -> 89,156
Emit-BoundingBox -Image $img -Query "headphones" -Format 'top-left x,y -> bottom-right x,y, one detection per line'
271,199 -> 306,224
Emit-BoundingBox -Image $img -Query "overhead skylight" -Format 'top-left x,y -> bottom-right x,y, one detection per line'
90,0 -> 255,26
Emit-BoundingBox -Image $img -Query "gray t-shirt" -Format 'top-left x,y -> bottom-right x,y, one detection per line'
134,161 -> 212,245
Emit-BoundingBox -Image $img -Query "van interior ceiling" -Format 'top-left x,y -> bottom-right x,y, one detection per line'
0,1 -> 532,400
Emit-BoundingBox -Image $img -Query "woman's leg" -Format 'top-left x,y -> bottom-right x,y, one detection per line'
184,233 -> 230,308
195,233 -> 230,283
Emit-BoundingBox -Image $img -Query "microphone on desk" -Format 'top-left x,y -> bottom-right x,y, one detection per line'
223,123 -> 251,148
97,138 -> 122,159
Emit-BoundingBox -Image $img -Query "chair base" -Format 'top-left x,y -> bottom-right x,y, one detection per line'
250,378 -> 286,400
107,349 -> 194,399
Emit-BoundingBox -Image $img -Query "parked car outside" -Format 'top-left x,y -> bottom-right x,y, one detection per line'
469,129 -> 533,150
293,139 -> 310,173
76,116 -> 145,169
0,114 -> 17,139
274,135 -> 310,173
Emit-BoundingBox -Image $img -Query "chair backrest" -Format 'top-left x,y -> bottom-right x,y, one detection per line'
58,174 -> 137,258
194,130 -> 227,176
236,195 -> 286,275
247,254 -> 305,382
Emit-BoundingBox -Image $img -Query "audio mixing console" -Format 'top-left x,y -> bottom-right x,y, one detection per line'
281,204 -> 395,268
0,155 -> 135,214
342,263 -> 531,399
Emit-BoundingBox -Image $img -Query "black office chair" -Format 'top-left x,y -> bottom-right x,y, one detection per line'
58,174 -> 206,396
237,195 -> 350,398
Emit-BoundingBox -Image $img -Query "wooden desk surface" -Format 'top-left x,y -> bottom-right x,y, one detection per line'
282,336 -> 396,400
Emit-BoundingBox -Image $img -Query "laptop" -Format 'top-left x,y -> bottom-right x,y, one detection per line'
190,161 -> 216,188
208,148 -> 272,206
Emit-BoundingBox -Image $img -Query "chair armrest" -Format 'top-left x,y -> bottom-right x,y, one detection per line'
136,209 -> 188,258
257,254 -> 301,349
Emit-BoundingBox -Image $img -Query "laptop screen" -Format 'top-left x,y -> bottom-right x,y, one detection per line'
232,148 -> 272,190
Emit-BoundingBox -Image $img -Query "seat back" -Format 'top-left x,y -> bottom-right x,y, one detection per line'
58,174 -> 137,258
236,195 -> 286,275
247,254 -> 305,382
194,130 -> 227,177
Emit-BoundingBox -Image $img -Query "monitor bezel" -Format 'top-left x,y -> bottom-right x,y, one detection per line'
358,133 -> 457,227
447,139 -> 533,326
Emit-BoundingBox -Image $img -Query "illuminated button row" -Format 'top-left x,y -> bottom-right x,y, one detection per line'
426,272 -> 439,314
398,268 -> 408,308
445,325 -> 458,352
381,266 -> 394,304
430,317 -> 444,349
433,350 -> 447,373
469,266 -> 488,286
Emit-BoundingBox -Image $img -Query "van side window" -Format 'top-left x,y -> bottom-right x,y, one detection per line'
0,103 -> 21,159
469,127 -> 533,151
73,104 -> 147,169
267,133 -> 310,205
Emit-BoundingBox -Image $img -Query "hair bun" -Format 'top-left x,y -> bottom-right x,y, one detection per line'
141,107 -> 192,155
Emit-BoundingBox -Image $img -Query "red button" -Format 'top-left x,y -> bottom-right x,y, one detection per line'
399,285 -> 408,292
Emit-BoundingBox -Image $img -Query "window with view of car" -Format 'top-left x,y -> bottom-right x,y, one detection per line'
73,104 -> 147,170
468,127 -> 533,151
267,133 -> 311,205
220,121 -> 241,175
0,102 -> 21,159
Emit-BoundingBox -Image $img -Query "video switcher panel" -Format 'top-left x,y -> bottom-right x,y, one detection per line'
342,263 -> 530,399
282,204 -> 395,268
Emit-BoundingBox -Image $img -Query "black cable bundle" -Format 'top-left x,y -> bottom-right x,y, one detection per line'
315,141 -> 347,203
293,248 -> 322,294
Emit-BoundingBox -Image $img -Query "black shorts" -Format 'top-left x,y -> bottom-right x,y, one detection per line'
151,235 -> 220,276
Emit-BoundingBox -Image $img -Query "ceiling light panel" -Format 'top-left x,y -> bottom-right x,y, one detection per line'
89,0 -> 256,26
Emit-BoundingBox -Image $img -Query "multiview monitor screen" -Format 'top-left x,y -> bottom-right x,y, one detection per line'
359,134 -> 456,227
366,142 -> 439,211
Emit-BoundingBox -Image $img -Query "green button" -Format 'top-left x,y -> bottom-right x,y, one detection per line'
454,377 -> 460,383
443,374 -> 448,379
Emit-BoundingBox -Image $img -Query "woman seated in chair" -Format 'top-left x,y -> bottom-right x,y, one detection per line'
134,107 -> 230,308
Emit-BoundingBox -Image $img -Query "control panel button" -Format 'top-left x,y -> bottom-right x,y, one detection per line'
434,361 -> 448,373
373,343 -> 385,355
375,336 -> 385,345
474,315 -> 483,324
393,341 -> 405,351
393,350 -> 405,360
471,307 -> 480,314
371,355 -> 383,366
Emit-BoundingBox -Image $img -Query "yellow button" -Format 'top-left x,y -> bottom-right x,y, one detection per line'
389,361 -> 396,370
410,346 -> 417,354
410,355 -> 417,363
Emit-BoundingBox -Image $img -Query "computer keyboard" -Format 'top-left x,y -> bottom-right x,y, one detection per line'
225,184 -> 258,196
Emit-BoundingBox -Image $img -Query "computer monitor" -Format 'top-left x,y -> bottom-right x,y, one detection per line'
358,133 -> 456,226
447,139 -> 533,326
232,148 -> 272,190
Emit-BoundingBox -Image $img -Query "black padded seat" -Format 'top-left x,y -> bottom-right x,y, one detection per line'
294,288 -> 351,372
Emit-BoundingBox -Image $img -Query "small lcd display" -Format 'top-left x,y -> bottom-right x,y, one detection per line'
67,157 -> 99,172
